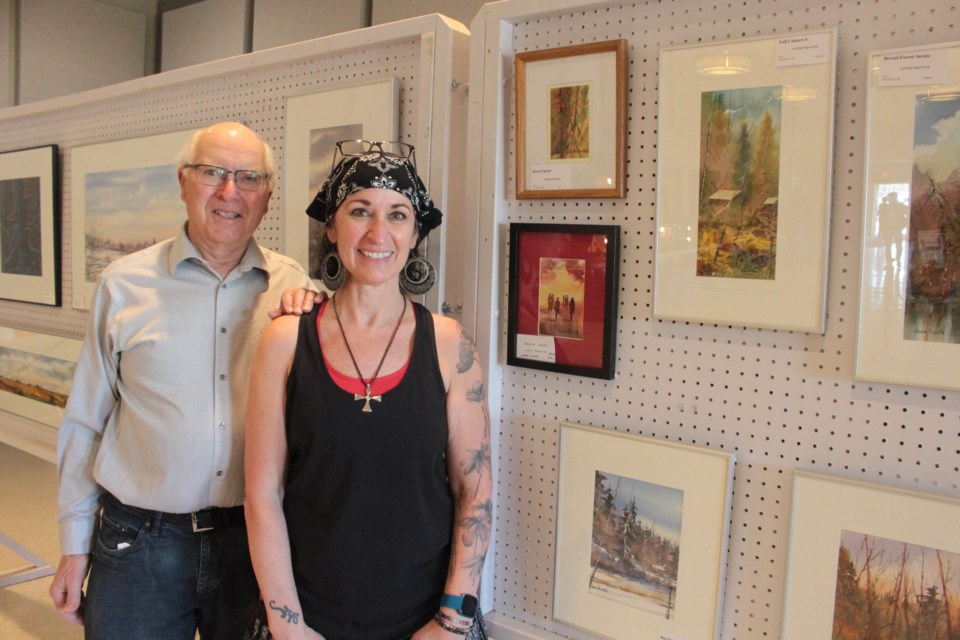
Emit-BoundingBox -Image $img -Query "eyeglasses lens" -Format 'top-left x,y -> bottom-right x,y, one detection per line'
192,165 -> 266,191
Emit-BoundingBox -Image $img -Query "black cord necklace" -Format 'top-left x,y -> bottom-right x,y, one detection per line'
332,293 -> 407,413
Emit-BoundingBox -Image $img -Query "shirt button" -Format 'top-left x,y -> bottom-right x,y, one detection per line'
221,284 -> 226,290
218,422 -> 226,430
220,327 -> 227,333
216,470 -> 223,477
220,374 -> 226,381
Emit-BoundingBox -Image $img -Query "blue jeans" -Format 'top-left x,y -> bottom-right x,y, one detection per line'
84,497 -> 258,640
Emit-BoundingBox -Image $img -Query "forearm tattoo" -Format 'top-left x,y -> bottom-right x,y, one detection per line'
459,499 -> 493,579
268,600 -> 300,625
464,442 -> 492,496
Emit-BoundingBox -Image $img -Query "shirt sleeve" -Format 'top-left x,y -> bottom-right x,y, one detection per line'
56,277 -> 121,555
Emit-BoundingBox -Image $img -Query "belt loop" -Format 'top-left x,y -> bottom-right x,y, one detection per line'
149,511 -> 162,534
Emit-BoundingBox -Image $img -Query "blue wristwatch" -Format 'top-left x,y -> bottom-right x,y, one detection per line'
440,593 -> 479,618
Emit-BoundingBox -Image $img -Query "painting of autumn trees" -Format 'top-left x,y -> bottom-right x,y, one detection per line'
833,530 -> 960,640
551,83 -> 590,159
589,471 -> 682,618
904,94 -> 960,343
698,86 -> 782,279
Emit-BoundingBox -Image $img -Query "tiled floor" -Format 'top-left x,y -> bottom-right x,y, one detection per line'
0,442 -> 83,639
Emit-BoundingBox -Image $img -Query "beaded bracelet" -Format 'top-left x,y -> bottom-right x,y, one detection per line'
434,611 -> 471,635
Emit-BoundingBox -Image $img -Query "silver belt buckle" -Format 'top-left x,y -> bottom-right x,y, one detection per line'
191,512 -> 214,532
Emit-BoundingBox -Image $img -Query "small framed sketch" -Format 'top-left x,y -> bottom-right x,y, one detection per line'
782,470 -> 960,639
507,223 -> 619,379
654,30 -> 837,332
515,40 -> 627,198
0,325 -> 82,428
0,145 -> 60,306
283,78 -> 398,288
856,41 -> 960,390
70,129 -> 197,310
554,423 -> 735,640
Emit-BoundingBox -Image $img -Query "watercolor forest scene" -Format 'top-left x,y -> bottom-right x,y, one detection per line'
590,470 -> 683,619
698,85 -> 782,279
904,94 -> 960,343
550,83 -> 590,160
833,529 -> 960,640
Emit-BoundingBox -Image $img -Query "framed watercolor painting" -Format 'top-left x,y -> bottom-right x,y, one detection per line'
515,40 -> 627,199
654,29 -> 837,332
283,78 -> 398,288
782,470 -> 960,639
554,422 -> 735,640
856,41 -> 960,390
0,145 -> 60,306
506,223 -> 619,379
70,129 -> 197,310
0,325 -> 82,428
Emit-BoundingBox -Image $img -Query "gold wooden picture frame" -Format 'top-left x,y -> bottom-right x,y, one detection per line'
515,40 -> 627,199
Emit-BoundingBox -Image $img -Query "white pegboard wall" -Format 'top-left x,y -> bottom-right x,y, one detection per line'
476,1 -> 959,639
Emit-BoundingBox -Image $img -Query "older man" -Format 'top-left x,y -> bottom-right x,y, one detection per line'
49,122 -> 314,639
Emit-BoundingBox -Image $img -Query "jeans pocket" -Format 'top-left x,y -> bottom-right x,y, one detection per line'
95,510 -> 145,558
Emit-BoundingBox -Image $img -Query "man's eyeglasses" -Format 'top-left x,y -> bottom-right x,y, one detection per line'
184,164 -> 270,191
332,140 -> 416,171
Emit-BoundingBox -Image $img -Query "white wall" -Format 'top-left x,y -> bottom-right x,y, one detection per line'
159,0 -> 244,71
18,0 -> 148,104
252,0 -> 368,52
371,0 -> 485,29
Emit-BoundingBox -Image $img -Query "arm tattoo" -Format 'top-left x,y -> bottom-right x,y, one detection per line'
466,381 -> 491,438
464,443 -> 492,495
268,600 -> 300,625
459,500 -> 493,579
456,326 -> 479,374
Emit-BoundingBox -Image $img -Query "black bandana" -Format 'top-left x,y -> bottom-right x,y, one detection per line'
306,153 -> 442,240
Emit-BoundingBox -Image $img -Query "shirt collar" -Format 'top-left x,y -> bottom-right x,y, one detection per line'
169,224 -> 268,278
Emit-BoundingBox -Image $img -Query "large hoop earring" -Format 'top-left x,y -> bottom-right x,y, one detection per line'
320,250 -> 346,291
399,255 -> 436,295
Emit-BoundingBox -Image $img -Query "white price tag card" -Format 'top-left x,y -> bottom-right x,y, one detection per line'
776,32 -> 832,66
878,48 -> 949,86
515,334 -> 556,363
529,165 -> 572,190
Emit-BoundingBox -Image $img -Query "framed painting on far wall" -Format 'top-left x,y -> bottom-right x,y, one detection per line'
283,78 -> 399,289
507,223 -> 619,379
70,129 -> 198,310
856,41 -> 960,390
0,145 -> 60,306
654,30 -> 837,332
515,40 -> 627,199
782,470 -> 960,639
554,422 -> 735,640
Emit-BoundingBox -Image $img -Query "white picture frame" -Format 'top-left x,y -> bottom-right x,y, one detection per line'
855,41 -> 960,390
70,129 -> 197,310
283,78 -> 399,288
782,470 -> 960,639
554,422 -> 735,640
654,29 -> 837,332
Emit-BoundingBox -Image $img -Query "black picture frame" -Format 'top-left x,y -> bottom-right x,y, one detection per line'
0,145 -> 61,306
507,223 -> 619,379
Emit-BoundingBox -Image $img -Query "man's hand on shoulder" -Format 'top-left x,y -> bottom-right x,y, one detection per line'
268,289 -> 327,319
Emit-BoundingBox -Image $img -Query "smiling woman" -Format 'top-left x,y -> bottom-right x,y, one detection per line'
244,142 -> 492,640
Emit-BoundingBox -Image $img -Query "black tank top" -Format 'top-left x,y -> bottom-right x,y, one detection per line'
283,302 -> 453,640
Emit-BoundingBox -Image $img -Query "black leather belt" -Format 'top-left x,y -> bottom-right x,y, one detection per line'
106,494 -> 244,533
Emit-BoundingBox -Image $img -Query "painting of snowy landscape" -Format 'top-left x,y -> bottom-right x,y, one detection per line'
590,470 -> 684,619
